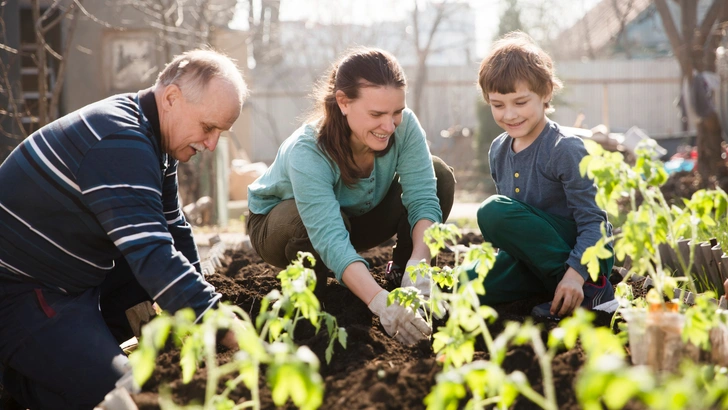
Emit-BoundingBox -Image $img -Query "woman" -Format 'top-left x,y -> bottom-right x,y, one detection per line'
246,48 -> 455,345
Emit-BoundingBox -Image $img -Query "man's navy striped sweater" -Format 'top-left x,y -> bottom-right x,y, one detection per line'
0,89 -> 220,320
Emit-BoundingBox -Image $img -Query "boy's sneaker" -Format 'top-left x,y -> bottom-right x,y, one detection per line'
582,275 -> 619,313
531,275 -> 618,319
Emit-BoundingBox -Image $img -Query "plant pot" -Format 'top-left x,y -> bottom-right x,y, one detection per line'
620,308 -> 647,366
645,310 -> 685,373
621,306 -> 690,372
710,314 -> 728,367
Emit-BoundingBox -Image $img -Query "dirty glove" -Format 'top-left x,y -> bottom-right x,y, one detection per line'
401,259 -> 431,298
402,259 -> 450,318
367,290 -> 432,345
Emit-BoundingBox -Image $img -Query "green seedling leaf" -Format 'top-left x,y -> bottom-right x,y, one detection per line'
581,237 -> 613,282
129,346 -> 159,388
603,376 -> 641,410
424,380 -> 466,410
432,266 -> 457,288
389,287 -> 423,312
179,334 -> 203,384
268,345 -> 324,410
462,242 -> 497,282
432,325 -> 475,368
424,223 -> 462,257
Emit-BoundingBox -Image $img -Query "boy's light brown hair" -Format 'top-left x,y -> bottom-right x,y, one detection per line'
478,31 -> 562,109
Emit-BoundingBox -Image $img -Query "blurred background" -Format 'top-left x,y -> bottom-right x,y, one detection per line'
1,0 -> 727,227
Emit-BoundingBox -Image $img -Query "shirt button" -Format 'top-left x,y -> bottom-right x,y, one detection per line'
366,202 -> 371,206
515,188 -> 520,193
514,172 -> 519,178
368,190 -> 373,194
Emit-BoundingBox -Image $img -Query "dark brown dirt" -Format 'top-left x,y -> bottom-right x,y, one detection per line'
132,232 -> 623,410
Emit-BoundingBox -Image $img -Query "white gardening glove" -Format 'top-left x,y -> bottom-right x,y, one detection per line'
367,290 -> 432,344
402,259 -> 450,318
401,259 -> 431,298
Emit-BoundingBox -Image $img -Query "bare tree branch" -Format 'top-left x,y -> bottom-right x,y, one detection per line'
74,0 -> 119,30
0,44 -> 18,53
39,0 -> 76,34
696,0 -> 722,42
49,4 -> 81,118
32,0 -> 49,126
654,0 -> 690,74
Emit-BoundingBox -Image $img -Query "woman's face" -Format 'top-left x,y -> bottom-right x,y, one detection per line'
337,86 -> 406,155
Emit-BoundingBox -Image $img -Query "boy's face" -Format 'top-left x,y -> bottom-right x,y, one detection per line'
488,82 -> 550,149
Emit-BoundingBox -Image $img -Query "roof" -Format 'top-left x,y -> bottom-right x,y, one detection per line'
552,0 -> 653,59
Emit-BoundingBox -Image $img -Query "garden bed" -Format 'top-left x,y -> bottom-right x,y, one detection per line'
130,232 -> 622,410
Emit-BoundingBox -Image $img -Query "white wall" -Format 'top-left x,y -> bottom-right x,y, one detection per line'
246,59 -> 691,163
552,59 -> 686,136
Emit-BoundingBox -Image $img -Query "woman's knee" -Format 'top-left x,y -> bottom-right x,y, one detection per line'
432,156 -> 455,220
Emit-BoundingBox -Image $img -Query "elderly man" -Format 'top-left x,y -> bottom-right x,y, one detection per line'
0,49 -> 247,409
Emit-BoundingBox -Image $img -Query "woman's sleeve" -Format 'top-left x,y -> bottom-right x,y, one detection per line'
395,110 -> 442,230
287,141 -> 367,282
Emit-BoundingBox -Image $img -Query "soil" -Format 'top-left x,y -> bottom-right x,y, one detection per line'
131,232 -> 628,410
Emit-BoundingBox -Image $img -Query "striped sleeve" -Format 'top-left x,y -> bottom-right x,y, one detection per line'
162,160 -> 201,272
77,131 -> 219,320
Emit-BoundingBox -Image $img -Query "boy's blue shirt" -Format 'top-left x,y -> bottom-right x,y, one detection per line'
488,119 -> 613,280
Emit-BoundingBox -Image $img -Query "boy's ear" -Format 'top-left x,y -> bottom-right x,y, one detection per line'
543,90 -> 553,106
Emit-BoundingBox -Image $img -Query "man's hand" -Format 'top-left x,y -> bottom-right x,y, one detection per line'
219,329 -> 238,350
218,315 -> 245,351
401,259 -> 431,297
367,289 -> 432,344
551,267 -> 585,317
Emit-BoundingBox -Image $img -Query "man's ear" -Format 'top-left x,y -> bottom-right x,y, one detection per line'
335,90 -> 349,113
161,84 -> 182,110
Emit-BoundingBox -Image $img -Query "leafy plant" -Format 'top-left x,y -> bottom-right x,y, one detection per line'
579,139 -> 728,298
392,223 -> 561,410
256,252 -> 347,364
129,252 -> 346,410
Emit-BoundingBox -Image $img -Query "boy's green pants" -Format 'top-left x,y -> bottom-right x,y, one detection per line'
465,195 -> 613,305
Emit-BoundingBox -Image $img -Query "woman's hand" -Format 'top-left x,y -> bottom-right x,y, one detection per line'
367,289 -> 431,344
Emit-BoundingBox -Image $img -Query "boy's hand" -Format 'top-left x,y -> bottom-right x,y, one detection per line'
551,268 -> 585,317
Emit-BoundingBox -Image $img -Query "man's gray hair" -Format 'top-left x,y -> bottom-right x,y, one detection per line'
156,49 -> 249,104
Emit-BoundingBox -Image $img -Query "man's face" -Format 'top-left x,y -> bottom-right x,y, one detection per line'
162,78 -> 241,162
488,81 -> 550,149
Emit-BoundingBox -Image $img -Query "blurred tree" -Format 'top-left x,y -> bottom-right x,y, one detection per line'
498,0 -> 524,36
0,0 -> 239,209
0,0 -> 84,162
409,0 -> 471,115
655,0 -> 728,187
610,0 -> 636,58
245,0 -> 282,67
474,0 -> 525,182
474,99 -> 498,193
114,0 -> 237,207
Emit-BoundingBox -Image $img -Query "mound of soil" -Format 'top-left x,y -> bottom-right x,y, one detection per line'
132,233 -> 623,410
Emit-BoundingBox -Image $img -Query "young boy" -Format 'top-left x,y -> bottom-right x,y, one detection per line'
468,31 -> 616,319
